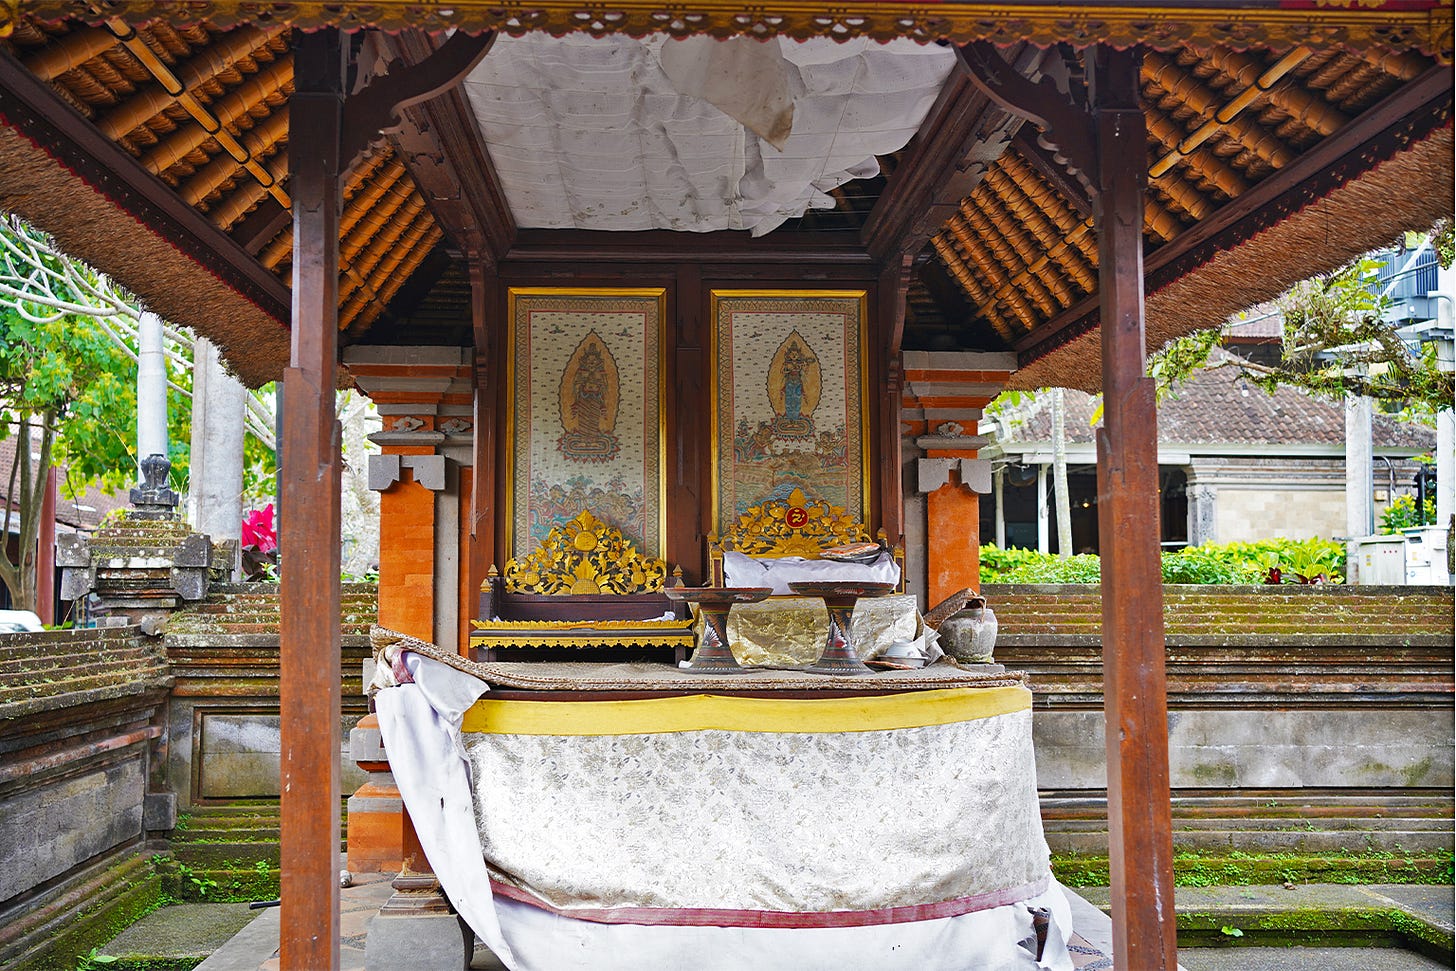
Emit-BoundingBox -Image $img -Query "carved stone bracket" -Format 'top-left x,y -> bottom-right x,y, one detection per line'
368,453 -> 446,492
918,457 -> 992,495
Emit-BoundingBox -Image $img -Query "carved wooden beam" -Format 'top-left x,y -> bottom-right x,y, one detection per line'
340,29 -> 496,172
382,30 -> 516,268
959,41 -> 1097,198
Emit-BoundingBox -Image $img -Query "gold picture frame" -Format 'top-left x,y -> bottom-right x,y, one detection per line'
505,287 -> 668,560
709,289 -> 871,535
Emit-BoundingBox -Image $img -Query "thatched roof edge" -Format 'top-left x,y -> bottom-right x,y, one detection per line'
0,124 -> 289,388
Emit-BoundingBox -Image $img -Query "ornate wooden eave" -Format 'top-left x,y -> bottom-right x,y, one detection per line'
0,3 -> 1450,389
380,30 -> 515,269
14,2 -> 1451,58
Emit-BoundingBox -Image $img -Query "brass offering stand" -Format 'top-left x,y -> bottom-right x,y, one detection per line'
664,587 -> 772,674
789,581 -> 897,676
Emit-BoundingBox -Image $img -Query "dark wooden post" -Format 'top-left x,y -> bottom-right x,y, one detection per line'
877,254 -> 913,545
1090,45 -> 1178,969
468,260 -> 498,624
280,27 -> 346,971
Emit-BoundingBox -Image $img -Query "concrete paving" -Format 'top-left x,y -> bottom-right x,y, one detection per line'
1178,946 -> 1451,970
117,876 -> 1454,970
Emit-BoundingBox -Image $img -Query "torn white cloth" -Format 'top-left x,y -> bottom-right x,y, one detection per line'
374,653 -> 1074,970
461,34 -> 957,235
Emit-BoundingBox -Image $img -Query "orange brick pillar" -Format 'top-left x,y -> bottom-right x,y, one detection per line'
901,352 -> 1013,609
343,347 -> 475,873
926,468 -> 983,607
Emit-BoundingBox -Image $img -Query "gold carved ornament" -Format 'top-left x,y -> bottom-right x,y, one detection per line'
719,487 -> 871,558
502,510 -> 666,595
46,4 -> 1450,62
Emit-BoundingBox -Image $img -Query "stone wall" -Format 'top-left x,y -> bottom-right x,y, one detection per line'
163,582 -> 377,806
986,583 -> 1455,853
0,627 -> 172,970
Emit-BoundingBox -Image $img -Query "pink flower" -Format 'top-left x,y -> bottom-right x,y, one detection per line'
241,504 -> 278,553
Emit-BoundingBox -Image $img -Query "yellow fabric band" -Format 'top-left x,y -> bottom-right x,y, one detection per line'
460,685 -> 1031,736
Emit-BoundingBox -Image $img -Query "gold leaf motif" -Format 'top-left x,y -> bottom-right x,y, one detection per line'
503,510 -> 667,595
722,487 -> 871,557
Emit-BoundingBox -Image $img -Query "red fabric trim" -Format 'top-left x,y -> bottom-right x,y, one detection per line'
489,874 -> 1051,929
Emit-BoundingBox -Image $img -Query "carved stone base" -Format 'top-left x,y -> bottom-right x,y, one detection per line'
364,872 -> 473,971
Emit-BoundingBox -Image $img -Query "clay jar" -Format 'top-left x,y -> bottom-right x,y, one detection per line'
940,600 -> 998,663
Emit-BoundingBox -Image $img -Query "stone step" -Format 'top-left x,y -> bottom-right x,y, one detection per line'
0,663 -> 169,704
0,649 -> 158,676
1049,827 -> 1451,855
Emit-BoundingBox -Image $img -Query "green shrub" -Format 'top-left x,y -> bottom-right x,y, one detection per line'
979,537 -> 1346,584
1161,545 -> 1264,584
1380,494 -> 1438,534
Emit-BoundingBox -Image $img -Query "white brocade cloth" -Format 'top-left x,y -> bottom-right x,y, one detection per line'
467,710 -> 1048,915
375,654 -> 1074,971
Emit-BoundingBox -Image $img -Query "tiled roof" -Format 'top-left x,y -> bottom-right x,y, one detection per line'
0,434 -> 131,533
993,348 -> 1436,451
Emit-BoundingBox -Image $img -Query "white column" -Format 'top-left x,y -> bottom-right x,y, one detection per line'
1434,287 -> 1454,530
136,311 -> 168,469
188,337 -> 247,544
1345,393 -> 1373,584
1036,463 -> 1049,554
993,466 -> 1006,548
1345,395 -> 1373,537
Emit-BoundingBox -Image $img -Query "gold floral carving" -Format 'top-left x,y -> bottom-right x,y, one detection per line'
715,487 -> 871,558
47,4 -> 1450,60
502,509 -> 667,595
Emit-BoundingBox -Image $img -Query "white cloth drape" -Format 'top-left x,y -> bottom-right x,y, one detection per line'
374,654 -> 1074,970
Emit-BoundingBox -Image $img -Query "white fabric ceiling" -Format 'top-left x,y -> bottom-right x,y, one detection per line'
460,34 -> 958,236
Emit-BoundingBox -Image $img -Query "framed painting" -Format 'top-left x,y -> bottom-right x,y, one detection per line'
506,288 -> 666,560
710,289 -> 870,533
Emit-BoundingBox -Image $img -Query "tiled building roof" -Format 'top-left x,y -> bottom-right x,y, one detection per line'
992,348 -> 1436,452
0,434 -> 131,533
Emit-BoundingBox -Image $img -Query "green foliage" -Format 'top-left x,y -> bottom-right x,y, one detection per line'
1160,545 -> 1265,584
981,548 -> 1102,583
1266,253 -> 1454,410
1219,925 -> 1245,938
1255,537 -> 1345,584
174,863 -> 217,899
980,538 -> 1346,584
1380,494 -> 1439,534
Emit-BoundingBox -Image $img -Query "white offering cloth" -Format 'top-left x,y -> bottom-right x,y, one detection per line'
375,653 -> 1074,970
723,549 -> 903,594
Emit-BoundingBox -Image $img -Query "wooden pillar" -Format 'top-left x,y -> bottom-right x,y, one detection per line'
1090,44 -> 1177,970
279,27 -> 345,971
469,261 -> 499,615
877,256 -> 912,544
